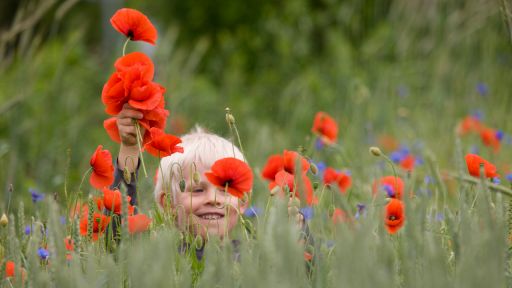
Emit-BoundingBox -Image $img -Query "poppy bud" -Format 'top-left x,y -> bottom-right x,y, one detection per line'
313,181 -> 319,190
226,114 -> 236,125
123,168 -> 132,184
289,206 -> 299,217
179,179 -> 186,192
369,147 -> 382,157
270,186 -> 280,196
192,171 -> 201,185
290,197 -> 301,208
310,163 -> 318,175
0,213 -> 8,227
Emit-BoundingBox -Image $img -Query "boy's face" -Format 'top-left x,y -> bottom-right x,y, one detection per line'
160,162 -> 247,239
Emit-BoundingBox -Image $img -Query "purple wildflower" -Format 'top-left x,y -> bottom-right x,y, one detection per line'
476,82 -> 488,96
243,206 -> 261,218
29,188 -> 45,203
37,248 -> 49,260
300,207 -> 314,220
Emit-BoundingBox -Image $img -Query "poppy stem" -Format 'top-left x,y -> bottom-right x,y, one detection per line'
122,38 -> 130,56
134,121 -> 148,178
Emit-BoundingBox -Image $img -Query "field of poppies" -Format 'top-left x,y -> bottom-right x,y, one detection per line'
1,0 -> 512,287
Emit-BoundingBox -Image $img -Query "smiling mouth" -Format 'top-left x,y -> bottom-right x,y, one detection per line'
199,213 -> 224,220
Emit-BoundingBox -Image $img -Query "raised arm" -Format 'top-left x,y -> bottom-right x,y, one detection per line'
117,104 -> 144,172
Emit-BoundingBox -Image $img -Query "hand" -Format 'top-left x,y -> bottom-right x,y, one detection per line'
288,196 -> 305,230
117,104 -> 144,147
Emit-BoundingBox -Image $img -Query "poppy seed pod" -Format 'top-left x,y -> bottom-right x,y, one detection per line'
0,213 -> 8,227
192,171 -> 201,185
270,186 -> 281,196
179,179 -> 186,193
310,163 -> 318,175
123,168 -> 131,184
369,146 -> 382,157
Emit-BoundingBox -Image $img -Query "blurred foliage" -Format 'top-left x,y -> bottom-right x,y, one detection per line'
0,0 -> 511,209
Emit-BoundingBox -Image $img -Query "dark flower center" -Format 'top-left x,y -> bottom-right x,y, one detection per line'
389,215 -> 397,221
127,30 -> 134,39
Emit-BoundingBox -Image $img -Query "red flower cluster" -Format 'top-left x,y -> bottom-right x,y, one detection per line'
204,157 -> 254,199
331,208 -> 348,224
465,154 -> 499,178
456,115 -> 503,153
312,111 -> 338,144
102,9 -> 182,157
262,150 -> 318,205
89,145 -> 114,189
79,205 -> 111,241
373,176 -> 404,199
385,198 -> 405,234
323,167 -> 352,194
128,214 -> 152,234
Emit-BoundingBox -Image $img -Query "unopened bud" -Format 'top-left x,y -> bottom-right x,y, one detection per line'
369,146 -> 382,157
225,114 -> 236,125
288,206 -> 299,217
270,186 -> 281,196
0,213 -> 8,226
290,197 -> 301,208
123,168 -> 131,184
313,181 -> 319,190
192,171 -> 201,185
179,179 -> 186,193
310,163 -> 318,175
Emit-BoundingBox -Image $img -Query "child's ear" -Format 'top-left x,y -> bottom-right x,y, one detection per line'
159,192 -> 173,209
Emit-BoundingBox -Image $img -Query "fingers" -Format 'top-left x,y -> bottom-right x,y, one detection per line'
118,104 -> 143,120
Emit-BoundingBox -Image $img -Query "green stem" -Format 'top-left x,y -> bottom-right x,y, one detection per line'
134,121 -> 148,177
122,38 -> 130,56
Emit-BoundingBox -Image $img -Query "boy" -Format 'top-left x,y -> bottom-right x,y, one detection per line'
115,104 -> 248,239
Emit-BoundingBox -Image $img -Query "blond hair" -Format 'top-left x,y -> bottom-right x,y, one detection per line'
154,126 -> 245,206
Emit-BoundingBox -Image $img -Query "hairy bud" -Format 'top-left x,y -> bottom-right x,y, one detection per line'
0,213 -> 7,227
369,146 -> 382,157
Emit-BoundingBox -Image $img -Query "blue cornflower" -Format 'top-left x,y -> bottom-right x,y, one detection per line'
470,145 -> 479,154
382,184 -> 395,198
60,216 -> 67,225
496,130 -> 504,141
424,175 -> 433,185
24,225 -> 32,235
314,161 -> 327,176
326,240 -> 336,249
37,248 -> 49,260
243,206 -> 261,218
29,188 -> 45,203
506,173 -> 512,183
492,177 -> 501,184
414,156 -> 424,166
476,82 -> 488,96
355,203 -> 366,219
397,85 -> 409,98
435,212 -> 445,222
315,138 -> 325,150
471,109 -> 484,121
300,207 -> 314,220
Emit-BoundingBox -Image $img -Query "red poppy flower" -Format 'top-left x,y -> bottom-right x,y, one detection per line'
377,134 -> 399,151
261,154 -> 284,181
456,116 -> 482,136
283,150 -> 310,174
204,157 -> 254,199
331,208 -> 348,224
102,188 -> 131,215
79,211 -> 111,241
89,145 -> 114,189
312,111 -> 338,144
323,167 -> 352,194
5,261 -> 15,278
143,127 -> 183,157
103,117 -> 122,143
110,8 -> 157,45
64,236 -> 74,251
304,252 -> 313,261
399,154 -> 415,171
465,154 -> 499,178
372,176 -> 404,199
385,198 -> 405,234
480,127 -> 501,152
102,52 -> 156,115
127,214 -> 152,234
269,171 -> 318,205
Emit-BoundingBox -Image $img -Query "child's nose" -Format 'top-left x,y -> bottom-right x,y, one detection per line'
204,187 -> 223,207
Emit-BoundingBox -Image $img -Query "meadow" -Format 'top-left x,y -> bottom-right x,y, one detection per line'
1,0 -> 512,287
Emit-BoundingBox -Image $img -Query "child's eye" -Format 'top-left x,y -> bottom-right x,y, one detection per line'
192,188 -> 204,193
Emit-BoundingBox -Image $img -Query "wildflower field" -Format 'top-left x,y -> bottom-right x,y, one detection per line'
1,0 -> 512,287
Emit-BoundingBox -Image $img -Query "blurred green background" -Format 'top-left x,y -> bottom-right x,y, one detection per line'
1,0 -> 511,211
